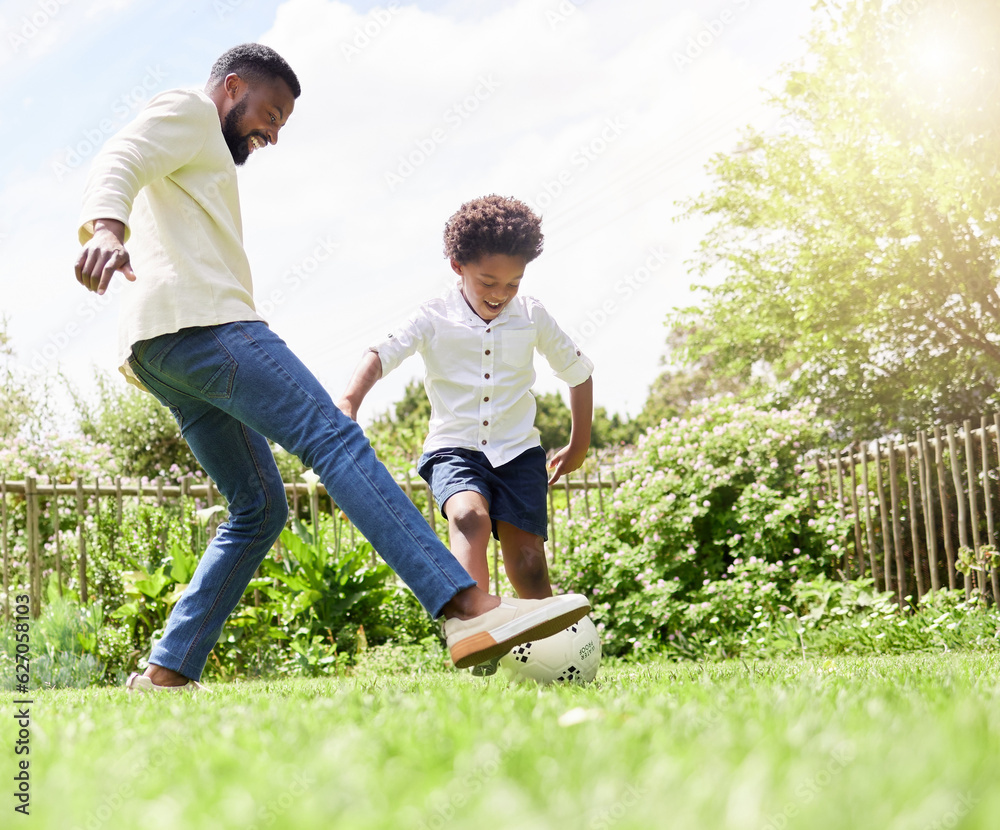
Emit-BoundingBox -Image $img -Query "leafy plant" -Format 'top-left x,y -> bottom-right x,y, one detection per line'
956,545 -> 1000,604
550,396 -> 843,657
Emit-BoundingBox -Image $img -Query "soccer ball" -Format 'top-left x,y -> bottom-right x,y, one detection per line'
499,615 -> 601,685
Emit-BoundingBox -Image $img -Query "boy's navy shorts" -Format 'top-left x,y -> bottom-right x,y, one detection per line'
417,446 -> 549,541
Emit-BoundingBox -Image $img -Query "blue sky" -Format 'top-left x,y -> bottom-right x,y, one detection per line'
1,0 -> 816,425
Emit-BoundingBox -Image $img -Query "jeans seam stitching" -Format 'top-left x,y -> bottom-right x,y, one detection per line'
177,422 -> 279,674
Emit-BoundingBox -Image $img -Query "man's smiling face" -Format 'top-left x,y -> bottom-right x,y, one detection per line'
220,74 -> 296,166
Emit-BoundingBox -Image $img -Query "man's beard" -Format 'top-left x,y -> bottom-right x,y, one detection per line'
222,96 -> 251,166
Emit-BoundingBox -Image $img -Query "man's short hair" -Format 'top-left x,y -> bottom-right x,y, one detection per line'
209,43 -> 301,98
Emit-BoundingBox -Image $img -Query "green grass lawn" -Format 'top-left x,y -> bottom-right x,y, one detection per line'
6,653 -> 998,830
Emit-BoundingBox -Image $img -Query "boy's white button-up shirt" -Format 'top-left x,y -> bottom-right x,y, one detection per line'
373,284 -> 594,467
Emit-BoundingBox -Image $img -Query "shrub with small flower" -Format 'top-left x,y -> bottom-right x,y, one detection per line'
550,396 -> 849,657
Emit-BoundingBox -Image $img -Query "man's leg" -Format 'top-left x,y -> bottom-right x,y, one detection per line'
130,323 -> 477,620
121,370 -> 288,683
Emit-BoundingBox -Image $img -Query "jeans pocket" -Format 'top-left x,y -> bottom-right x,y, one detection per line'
127,355 -> 186,429
142,328 -> 238,400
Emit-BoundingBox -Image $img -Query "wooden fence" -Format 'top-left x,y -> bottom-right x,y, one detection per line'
0,467 -> 619,620
815,413 -> 1000,608
5,411 -> 998,622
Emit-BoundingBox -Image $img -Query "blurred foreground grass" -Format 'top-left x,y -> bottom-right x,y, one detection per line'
5,653 -> 998,830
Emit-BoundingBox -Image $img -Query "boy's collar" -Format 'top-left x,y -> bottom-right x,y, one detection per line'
446,282 -> 524,324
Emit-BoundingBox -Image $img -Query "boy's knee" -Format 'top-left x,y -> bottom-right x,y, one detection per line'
448,501 -> 491,539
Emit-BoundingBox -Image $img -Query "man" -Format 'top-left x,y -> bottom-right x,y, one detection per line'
75,43 -> 588,692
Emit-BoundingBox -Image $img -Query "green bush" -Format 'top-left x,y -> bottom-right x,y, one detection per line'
550,396 -> 847,657
205,518 -> 440,679
0,593 -> 133,689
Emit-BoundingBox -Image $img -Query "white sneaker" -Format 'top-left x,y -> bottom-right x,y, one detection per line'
125,672 -> 210,694
444,594 -> 590,669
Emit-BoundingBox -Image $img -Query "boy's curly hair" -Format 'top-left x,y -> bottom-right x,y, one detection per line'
443,195 -> 544,265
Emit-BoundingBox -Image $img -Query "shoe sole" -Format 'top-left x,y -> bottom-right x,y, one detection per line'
125,672 -> 209,694
451,597 -> 590,669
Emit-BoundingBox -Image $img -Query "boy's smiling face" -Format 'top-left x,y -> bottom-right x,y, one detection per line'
452,253 -> 527,321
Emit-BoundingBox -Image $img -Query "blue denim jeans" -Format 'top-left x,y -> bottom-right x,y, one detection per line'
127,321 -> 475,680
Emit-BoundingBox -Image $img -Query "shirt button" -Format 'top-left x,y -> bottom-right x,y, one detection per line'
576,350 -> 581,355
486,328 -> 491,333
483,396 -> 489,402
484,373 -> 490,379
481,440 -> 487,445
483,420 -> 489,426
485,349 -> 491,355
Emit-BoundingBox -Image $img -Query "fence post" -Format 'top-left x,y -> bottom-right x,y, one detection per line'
75,477 -> 88,604
981,414 -> 999,605
917,431 -> 940,592
204,479 -> 219,542
886,439 -> 908,607
860,446 -> 880,590
993,412 -> 1000,600
824,450 -> 835,507
963,420 -> 984,599
847,442 -> 864,578
902,437 -> 925,600
1,477 -> 8,621
594,465 -> 606,515
25,476 -> 41,617
548,483 -> 557,553
832,451 -> 851,576
935,426 -> 957,589
310,487 -> 321,551
49,480 -> 63,598
946,424 -> 971,598
873,441 -> 893,595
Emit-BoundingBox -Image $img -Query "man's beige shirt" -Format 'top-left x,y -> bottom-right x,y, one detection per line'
78,87 -> 263,387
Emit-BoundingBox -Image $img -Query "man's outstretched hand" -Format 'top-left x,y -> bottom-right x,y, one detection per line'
75,218 -> 137,295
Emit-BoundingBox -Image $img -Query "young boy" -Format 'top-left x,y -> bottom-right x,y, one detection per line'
339,196 -> 594,669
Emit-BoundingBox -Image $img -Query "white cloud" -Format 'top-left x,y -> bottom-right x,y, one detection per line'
237,0 -> 811,419
5,0 -> 815,425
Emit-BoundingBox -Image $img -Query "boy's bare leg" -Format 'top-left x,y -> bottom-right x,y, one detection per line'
442,491 -> 493,590
498,521 -> 553,599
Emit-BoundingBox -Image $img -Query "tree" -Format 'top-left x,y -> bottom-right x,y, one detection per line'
72,370 -> 200,480
364,379 -> 431,472
637,324 -> 747,430
676,0 -> 1000,438
0,317 -> 51,441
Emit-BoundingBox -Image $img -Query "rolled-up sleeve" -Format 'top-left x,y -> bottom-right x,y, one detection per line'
370,307 -> 431,376
529,299 -> 594,387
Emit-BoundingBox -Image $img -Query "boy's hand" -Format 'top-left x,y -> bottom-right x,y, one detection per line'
548,444 -> 588,485
75,219 -> 137,295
